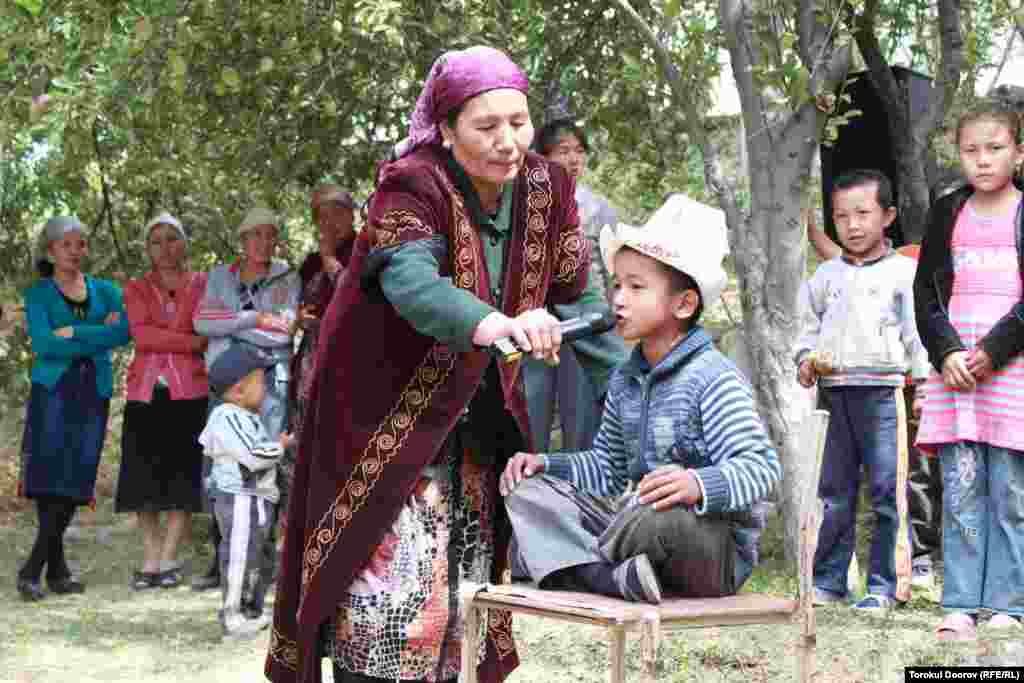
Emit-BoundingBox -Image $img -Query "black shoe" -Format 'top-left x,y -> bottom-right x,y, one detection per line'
158,566 -> 184,589
48,576 -> 86,595
17,577 -> 45,602
132,571 -> 161,591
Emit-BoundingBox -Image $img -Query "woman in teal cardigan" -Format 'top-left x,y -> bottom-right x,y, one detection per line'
17,216 -> 130,602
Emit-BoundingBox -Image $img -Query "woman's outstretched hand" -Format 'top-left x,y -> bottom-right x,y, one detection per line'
472,309 -> 562,362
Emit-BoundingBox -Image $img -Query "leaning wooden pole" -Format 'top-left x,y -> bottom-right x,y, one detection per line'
894,386 -> 912,602
798,410 -> 829,683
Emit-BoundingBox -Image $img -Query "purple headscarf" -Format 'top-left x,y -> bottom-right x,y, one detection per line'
393,46 -> 529,160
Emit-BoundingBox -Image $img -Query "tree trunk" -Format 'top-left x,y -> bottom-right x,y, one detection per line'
855,0 -> 964,245
733,105 -> 827,563
616,0 -> 852,562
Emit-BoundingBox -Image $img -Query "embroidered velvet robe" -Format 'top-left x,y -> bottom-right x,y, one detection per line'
267,145 -> 589,683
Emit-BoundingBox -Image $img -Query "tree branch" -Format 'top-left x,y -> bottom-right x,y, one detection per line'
917,0 -> 964,139
987,25 -> 1016,94
612,0 -> 741,227
854,0 -> 908,134
92,119 -> 129,273
796,0 -> 851,94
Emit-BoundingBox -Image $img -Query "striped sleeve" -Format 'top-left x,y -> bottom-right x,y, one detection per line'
693,371 -> 782,514
543,384 -> 630,498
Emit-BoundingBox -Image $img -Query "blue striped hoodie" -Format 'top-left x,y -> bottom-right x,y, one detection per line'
544,327 -> 782,578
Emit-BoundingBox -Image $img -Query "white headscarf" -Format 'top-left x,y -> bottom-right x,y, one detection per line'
35,215 -> 87,267
143,212 -> 186,243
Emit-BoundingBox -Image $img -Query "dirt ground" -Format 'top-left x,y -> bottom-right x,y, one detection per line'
2,498 -> 1022,683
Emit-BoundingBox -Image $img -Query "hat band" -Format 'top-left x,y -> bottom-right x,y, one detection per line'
622,239 -> 682,264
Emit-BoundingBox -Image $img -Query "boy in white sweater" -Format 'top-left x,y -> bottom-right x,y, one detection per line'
795,169 -> 929,611
199,344 -> 293,638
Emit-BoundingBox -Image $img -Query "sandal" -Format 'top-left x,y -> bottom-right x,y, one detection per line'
989,613 -> 1023,630
158,566 -> 183,588
131,571 -> 161,591
936,613 -> 978,642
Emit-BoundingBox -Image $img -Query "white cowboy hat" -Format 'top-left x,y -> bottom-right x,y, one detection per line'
599,193 -> 729,306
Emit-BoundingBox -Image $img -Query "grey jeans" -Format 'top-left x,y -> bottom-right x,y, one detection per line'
507,475 -> 737,598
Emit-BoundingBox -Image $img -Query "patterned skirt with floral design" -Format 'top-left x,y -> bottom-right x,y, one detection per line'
324,442 -> 495,682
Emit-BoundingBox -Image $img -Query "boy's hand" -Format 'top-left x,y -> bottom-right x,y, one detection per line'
966,348 -> 994,384
942,351 -> 976,392
499,452 -> 546,496
279,432 -> 295,450
637,464 -> 702,511
54,326 -> 74,338
797,359 -> 817,388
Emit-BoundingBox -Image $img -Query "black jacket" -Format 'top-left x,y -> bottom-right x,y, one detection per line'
913,185 -> 1024,373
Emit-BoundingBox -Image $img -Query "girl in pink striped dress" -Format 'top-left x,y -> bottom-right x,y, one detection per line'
914,100 -> 1024,641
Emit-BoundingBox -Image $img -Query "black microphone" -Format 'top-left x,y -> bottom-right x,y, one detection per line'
487,309 -> 618,363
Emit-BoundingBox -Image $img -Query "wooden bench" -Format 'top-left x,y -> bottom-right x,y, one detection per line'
460,409 -> 829,683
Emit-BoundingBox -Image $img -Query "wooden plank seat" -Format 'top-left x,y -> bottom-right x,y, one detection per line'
460,410 -> 829,683
468,583 -> 798,627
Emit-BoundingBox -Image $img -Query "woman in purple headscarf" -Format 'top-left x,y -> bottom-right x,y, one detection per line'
267,46 -> 606,683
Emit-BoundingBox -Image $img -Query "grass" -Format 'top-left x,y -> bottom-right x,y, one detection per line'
3,497 -> 1022,683
1,418 -> 1021,682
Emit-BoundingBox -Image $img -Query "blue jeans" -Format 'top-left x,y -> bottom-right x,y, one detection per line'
939,441 -> 1024,616
814,386 -> 900,598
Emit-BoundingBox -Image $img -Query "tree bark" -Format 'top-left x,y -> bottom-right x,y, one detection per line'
854,0 -> 964,244
616,0 -> 852,562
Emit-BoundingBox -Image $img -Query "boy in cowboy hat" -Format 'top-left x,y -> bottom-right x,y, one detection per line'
501,194 -> 782,604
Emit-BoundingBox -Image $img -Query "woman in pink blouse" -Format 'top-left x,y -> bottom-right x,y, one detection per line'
116,213 -> 209,590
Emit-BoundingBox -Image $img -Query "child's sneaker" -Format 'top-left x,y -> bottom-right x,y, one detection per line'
612,554 -> 662,605
852,594 -> 893,612
812,587 -> 845,606
911,561 -> 935,590
221,611 -> 270,639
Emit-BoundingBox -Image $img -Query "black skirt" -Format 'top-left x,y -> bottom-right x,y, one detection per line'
115,388 -> 208,513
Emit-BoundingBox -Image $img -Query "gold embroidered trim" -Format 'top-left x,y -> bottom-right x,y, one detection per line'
298,344 -> 458,608
438,173 -> 482,293
371,209 -> 433,249
269,627 -> 299,671
516,163 -> 552,314
553,223 -> 587,286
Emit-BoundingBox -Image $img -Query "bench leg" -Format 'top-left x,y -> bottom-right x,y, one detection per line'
640,611 -> 660,683
797,599 -> 816,683
460,583 -> 484,683
608,624 -> 626,683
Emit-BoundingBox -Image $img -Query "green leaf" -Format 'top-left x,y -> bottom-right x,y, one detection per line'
665,0 -> 682,20
13,0 -> 42,16
169,52 -> 188,76
221,66 -> 241,91
135,17 -> 154,43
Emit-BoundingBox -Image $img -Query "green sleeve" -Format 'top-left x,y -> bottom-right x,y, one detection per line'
380,241 -> 497,351
552,276 -> 628,397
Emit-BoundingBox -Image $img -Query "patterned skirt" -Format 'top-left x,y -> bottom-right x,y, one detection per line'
324,436 -> 496,682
